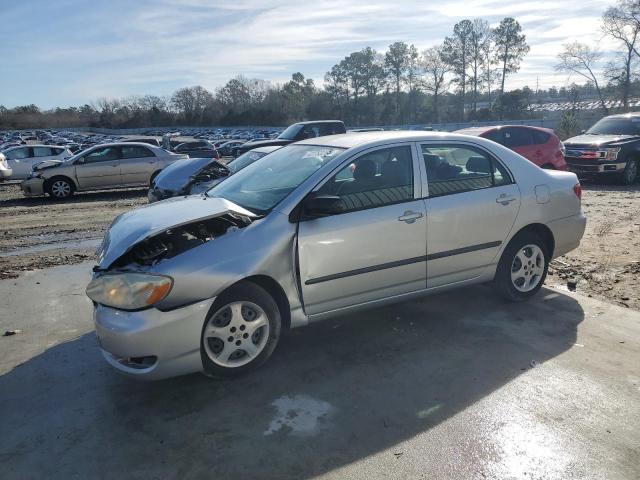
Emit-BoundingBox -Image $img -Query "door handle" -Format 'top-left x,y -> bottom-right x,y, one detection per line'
496,194 -> 516,205
397,210 -> 423,224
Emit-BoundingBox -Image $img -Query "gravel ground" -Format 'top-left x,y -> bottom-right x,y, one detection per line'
1,180 -> 638,309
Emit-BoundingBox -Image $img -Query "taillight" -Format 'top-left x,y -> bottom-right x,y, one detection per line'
573,182 -> 582,199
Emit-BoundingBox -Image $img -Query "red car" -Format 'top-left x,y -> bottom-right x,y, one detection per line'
456,125 -> 567,170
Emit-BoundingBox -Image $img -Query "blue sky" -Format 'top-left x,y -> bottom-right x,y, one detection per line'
0,0 -> 616,108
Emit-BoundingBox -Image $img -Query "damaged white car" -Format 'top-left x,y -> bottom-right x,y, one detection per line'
86,132 -> 586,380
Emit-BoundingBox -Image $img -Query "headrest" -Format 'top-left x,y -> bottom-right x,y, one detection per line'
466,156 -> 493,174
354,159 -> 376,180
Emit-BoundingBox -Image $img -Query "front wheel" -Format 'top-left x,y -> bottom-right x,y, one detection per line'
620,159 -> 638,185
493,232 -> 549,301
47,177 -> 74,199
201,282 -> 281,377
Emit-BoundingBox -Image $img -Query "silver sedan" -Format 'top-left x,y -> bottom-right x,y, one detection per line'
86,132 -> 586,380
20,143 -> 188,199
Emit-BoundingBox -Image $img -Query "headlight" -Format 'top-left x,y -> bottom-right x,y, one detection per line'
86,273 -> 173,310
597,148 -> 621,161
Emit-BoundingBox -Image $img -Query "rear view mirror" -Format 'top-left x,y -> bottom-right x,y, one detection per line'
302,194 -> 343,218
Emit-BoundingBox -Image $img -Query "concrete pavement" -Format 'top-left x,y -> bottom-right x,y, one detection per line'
0,262 -> 639,479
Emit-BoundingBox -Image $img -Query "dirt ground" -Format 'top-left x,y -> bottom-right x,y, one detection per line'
1,181 -> 639,309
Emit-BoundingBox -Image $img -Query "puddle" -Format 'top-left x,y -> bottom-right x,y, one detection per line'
264,395 -> 334,436
0,238 -> 101,258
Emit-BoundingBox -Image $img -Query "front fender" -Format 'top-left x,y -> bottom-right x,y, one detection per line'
150,212 -> 303,322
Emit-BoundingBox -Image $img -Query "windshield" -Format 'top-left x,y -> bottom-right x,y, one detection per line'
227,150 -> 267,173
207,144 -> 344,214
586,117 -> 640,136
277,124 -> 303,141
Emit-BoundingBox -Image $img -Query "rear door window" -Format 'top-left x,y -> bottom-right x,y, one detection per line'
421,144 -> 513,197
532,130 -> 551,144
122,145 -> 155,159
503,128 -> 534,148
33,147 -> 53,157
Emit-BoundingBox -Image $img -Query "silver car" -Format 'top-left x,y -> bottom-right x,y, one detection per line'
20,143 -> 188,199
86,132 -> 586,380
3,144 -> 72,180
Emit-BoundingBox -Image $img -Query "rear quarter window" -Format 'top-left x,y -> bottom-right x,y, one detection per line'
532,130 -> 551,144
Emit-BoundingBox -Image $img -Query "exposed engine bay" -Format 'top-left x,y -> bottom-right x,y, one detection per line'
109,213 -> 252,268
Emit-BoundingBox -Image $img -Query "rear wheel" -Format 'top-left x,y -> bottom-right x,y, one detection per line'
46,177 -> 74,199
494,232 -> 549,301
620,159 -> 638,185
201,282 -> 281,377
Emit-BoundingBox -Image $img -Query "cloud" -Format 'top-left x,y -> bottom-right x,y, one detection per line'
0,0 -> 617,107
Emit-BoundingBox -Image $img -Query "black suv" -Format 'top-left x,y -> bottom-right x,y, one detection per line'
234,120 -> 346,156
563,113 -> 640,185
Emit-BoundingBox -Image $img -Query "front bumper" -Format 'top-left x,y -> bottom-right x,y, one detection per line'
20,177 -> 46,196
566,160 -> 627,176
94,297 -> 216,380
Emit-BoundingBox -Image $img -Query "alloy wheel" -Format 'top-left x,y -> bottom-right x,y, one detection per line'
510,244 -> 545,292
203,301 -> 270,368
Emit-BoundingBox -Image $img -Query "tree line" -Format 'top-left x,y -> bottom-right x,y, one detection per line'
1,1 -> 637,130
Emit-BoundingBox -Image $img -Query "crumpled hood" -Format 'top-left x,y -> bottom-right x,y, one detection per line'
564,134 -> 639,147
97,195 -> 255,268
33,159 -> 63,170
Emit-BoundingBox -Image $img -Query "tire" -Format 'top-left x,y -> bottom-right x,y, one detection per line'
46,177 -> 75,199
200,282 -> 281,377
493,231 -> 549,302
620,158 -> 638,185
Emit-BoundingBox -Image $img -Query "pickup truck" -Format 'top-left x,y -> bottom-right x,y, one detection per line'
563,112 -> 640,185
233,120 -> 346,156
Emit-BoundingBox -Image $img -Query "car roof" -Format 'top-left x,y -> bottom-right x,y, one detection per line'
455,125 -> 550,135
293,120 -> 344,125
606,112 -> 640,119
3,144 -> 67,150
294,130 -> 486,149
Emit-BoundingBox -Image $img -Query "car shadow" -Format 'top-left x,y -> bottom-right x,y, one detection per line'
0,285 -> 583,479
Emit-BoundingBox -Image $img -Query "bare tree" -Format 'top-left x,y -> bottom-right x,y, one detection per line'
441,19 -> 474,120
422,45 -> 450,123
555,42 -> 608,114
385,41 -> 410,117
493,17 -> 530,101
469,19 -> 490,115
603,1 -> 640,110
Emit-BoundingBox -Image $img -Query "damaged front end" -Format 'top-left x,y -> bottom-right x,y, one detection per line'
110,213 -> 251,269
95,195 -> 256,271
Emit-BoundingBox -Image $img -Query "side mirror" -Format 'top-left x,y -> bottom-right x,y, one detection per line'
580,129 -> 586,134
302,194 -> 343,218
75,157 -> 85,164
